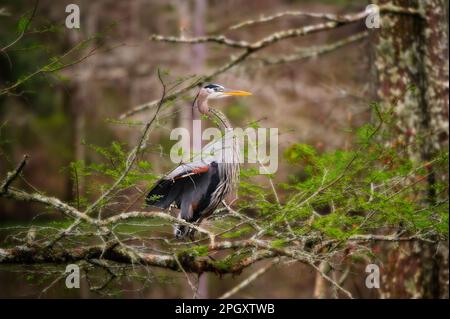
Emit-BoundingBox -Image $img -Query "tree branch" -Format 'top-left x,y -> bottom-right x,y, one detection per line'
0,0 -> 39,52
219,258 -> 279,299
84,69 -> 167,215
258,31 -> 368,65
149,34 -> 251,49
227,4 -> 423,31
119,8 -> 369,119
0,242 -> 271,275
0,155 -> 28,194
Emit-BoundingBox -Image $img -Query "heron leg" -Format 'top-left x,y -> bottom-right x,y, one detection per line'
175,203 -> 195,239
188,228 -> 196,241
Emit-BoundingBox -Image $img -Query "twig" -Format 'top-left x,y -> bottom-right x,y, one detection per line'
1,37 -> 101,95
219,258 -> 279,299
309,262 -> 353,299
1,0 -> 39,52
0,155 -> 28,194
84,69 -> 166,215
102,211 -> 215,243
120,15 -> 362,119
38,270 -> 66,298
150,34 -> 250,49
348,233 -> 436,243
259,31 -> 368,65
119,49 -> 252,119
173,254 -> 198,296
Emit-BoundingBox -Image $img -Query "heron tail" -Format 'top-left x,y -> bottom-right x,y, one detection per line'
146,179 -> 181,208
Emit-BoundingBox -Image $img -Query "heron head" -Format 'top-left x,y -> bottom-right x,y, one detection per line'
201,83 -> 252,100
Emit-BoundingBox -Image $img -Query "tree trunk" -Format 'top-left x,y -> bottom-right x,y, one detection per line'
371,0 -> 448,298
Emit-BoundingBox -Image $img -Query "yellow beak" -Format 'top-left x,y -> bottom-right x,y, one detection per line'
223,90 -> 252,96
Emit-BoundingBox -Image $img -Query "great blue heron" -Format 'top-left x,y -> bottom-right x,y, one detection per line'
146,83 -> 251,239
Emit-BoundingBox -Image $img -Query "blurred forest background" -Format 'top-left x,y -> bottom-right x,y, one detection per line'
0,0 -> 448,298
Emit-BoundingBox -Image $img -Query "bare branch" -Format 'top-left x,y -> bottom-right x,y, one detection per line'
228,4 -> 423,30
150,34 -> 250,49
219,258 -> 279,299
118,49 -> 251,119
102,211 -> 215,243
348,233 -> 437,243
309,262 -> 353,299
120,13 -> 365,119
0,243 -> 269,274
0,155 -> 28,194
84,69 -> 167,215
258,31 -> 368,65
1,188 -> 96,224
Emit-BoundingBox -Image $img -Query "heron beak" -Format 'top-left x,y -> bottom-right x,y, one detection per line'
223,90 -> 252,96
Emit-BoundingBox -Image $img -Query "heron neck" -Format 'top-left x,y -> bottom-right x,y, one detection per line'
208,107 -> 232,130
195,95 -> 232,130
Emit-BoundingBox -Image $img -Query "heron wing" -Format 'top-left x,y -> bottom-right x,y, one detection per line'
165,160 -> 212,180
146,161 -> 213,209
